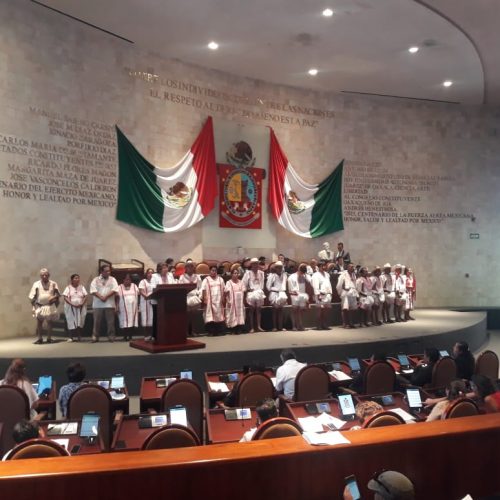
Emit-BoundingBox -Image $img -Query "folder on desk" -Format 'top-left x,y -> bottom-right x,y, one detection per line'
156,378 -> 176,388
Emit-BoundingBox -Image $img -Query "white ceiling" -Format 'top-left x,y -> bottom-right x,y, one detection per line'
32,0 -> 500,105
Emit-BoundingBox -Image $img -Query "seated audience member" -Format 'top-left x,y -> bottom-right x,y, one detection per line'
0,358 -> 39,418
275,349 -> 306,400
353,400 -> 383,427
2,420 -> 42,461
471,374 -> 500,413
349,353 -> 387,393
58,362 -> 86,418
343,470 -> 415,500
400,348 -> 439,387
425,379 -> 467,422
240,398 -> 278,442
453,341 -> 475,380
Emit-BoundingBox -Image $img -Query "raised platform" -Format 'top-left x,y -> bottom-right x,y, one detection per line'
0,309 -> 487,395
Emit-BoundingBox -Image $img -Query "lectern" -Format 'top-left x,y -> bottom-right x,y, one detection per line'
130,284 -> 206,353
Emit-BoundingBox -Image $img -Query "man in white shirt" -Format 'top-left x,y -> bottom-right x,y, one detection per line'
336,263 -> 359,329
275,349 -> 307,400
240,398 -> 278,442
312,260 -> 333,330
89,264 -> 119,342
242,258 -> 266,332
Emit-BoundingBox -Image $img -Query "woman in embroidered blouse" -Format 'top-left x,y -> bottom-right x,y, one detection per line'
62,274 -> 87,342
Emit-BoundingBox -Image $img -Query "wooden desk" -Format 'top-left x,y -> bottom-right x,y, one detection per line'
282,398 -> 361,430
139,376 -> 179,413
39,420 -> 104,455
206,408 -> 257,444
35,382 -> 57,420
85,380 -> 130,415
204,369 -> 275,405
356,391 -> 429,422
2,415 -> 499,499
322,361 -> 353,392
111,414 -> 169,451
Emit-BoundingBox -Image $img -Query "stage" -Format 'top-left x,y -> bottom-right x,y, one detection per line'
0,309 -> 487,395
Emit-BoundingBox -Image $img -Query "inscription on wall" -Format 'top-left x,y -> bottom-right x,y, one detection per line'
0,107 -> 117,207
343,160 -> 474,224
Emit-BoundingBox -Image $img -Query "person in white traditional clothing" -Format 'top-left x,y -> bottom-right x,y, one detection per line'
312,260 -> 333,330
139,268 -> 155,340
266,261 -> 288,332
178,260 -> 202,336
370,267 -> 385,326
89,264 -> 119,343
62,274 -> 87,342
202,265 -> 226,336
242,258 -> 266,333
116,274 -> 139,341
306,258 -> 319,276
148,262 -> 177,342
405,267 -> 416,321
287,264 -> 311,331
28,268 -> 60,344
225,268 -> 246,334
336,263 -> 359,329
356,267 -> 374,327
381,263 -> 396,324
317,241 -> 334,262
394,264 -> 408,323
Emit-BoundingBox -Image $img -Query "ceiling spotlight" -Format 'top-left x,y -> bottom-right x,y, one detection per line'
408,46 -> 419,54
443,80 -> 453,87
308,68 -> 318,76
207,41 -> 219,50
322,8 -> 334,17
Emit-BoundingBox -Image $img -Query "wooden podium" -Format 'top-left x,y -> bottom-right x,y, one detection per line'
130,284 -> 206,353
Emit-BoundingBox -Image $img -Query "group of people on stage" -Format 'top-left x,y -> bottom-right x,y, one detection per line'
27,241 -> 416,343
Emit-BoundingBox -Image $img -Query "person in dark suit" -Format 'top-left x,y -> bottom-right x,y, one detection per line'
334,242 -> 351,265
453,341 -> 475,380
409,348 -> 439,387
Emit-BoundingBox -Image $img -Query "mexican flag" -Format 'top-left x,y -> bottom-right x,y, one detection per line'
268,129 -> 344,238
116,117 -> 217,233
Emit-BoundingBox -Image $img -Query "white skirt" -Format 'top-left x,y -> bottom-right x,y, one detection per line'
246,289 -> 265,307
291,292 -> 309,308
269,291 -> 288,307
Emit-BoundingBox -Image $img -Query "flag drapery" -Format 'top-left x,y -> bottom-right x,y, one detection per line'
268,129 -> 344,238
116,117 -> 217,233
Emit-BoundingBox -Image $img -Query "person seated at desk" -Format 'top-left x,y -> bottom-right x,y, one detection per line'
344,470 -> 415,500
399,348 -> 439,388
2,420 -> 43,461
0,358 -> 39,418
425,379 -> 467,422
59,362 -> 86,418
349,353 -> 387,393
453,341 -> 475,380
275,349 -> 306,400
240,398 -> 278,442
350,400 -> 384,430
471,374 -> 500,413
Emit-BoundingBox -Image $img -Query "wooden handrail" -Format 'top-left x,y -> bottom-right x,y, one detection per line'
1,414 -> 499,499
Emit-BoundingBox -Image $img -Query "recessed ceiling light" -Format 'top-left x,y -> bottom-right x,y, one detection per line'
207,41 -> 219,50
443,80 -> 453,87
308,68 -> 318,76
322,8 -> 334,17
408,46 -> 419,54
